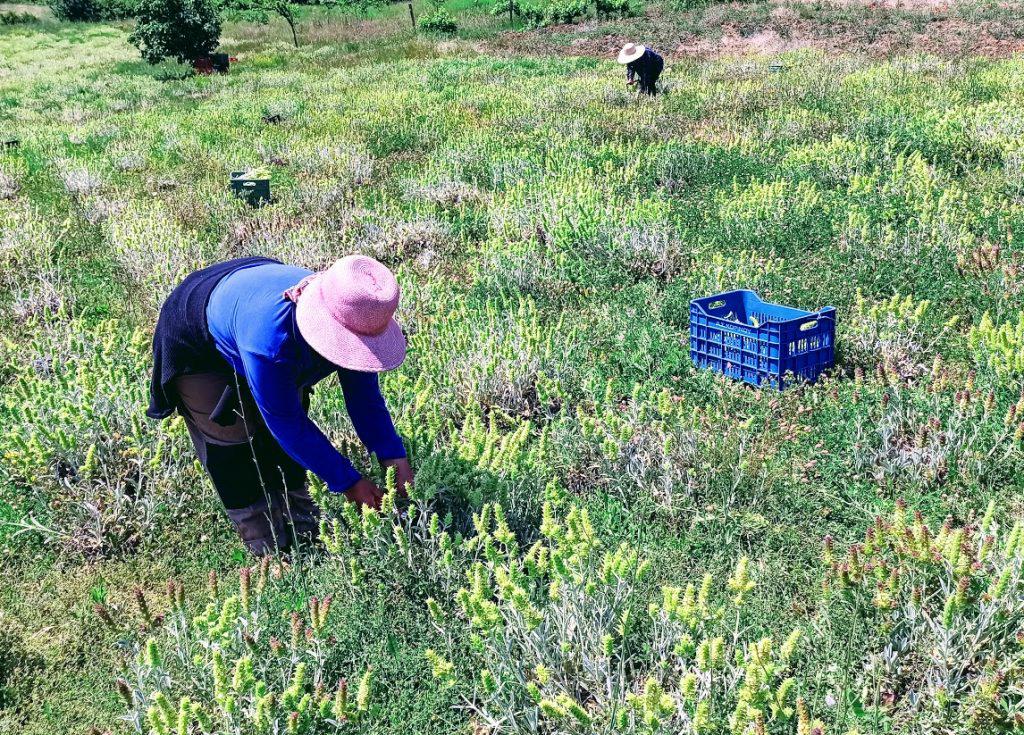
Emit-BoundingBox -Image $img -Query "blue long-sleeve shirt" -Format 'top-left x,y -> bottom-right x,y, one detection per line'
206,262 -> 405,494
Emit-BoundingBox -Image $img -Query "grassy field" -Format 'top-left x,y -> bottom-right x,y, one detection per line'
3,6 -> 1024,735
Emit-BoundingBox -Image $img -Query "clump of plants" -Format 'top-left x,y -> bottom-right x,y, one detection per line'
0,10 -> 40,24
970,311 -> 1024,379
844,290 -> 951,382
419,0 -> 457,34
595,0 -> 633,18
48,0 -> 138,21
426,499 -> 827,734
108,562 -> 376,733
824,500 -> 1024,731
512,0 -> 589,27
0,318 -> 201,557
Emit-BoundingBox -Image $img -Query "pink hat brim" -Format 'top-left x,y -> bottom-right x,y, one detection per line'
294,276 -> 407,372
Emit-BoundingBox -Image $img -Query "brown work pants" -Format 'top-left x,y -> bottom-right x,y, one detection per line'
174,372 -> 320,555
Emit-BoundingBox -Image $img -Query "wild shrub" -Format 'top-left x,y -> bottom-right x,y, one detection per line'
491,172 -> 684,285
970,311 -> 1024,381
48,0 -> 101,21
427,500 -> 827,734
130,0 -> 221,65
0,318 -> 201,557
419,8 -> 458,33
779,137 -> 873,190
360,217 -> 454,268
551,382 -> 767,507
49,0 -> 138,20
824,500 -> 1024,731
515,0 -> 589,27
292,143 -> 374,186
843,290 -> 952,382
0,10 -> 39,25
595,0 -> 633,18
401,291 -> 583,419
59,164 -> 104,197
103,199 -> 213,310
0,202 -> 56,293
110,563 -> 377,734
840,369 -> 1023,493
0,169 -> 17,199
715,178 -> 833,255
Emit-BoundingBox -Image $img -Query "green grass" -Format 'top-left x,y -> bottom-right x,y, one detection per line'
2,9 -> 1024,735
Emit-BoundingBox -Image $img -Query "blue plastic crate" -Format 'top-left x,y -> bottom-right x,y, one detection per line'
689,290 -> 835,390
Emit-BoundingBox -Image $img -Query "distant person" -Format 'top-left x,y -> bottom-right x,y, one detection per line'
618,43 -> 664,96
147,255 -> 412,555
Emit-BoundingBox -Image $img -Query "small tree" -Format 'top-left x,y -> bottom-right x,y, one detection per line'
130,0 -> 221,65
219,0 -> 316,48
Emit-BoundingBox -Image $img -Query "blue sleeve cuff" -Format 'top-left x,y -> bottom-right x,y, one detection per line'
374,436 -> 407,462
329,465 -> 363,495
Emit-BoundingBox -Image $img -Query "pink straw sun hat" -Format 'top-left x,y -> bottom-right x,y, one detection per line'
290,255 -> 406,372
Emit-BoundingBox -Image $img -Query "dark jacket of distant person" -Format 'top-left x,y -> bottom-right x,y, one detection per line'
626,48 -> 664,95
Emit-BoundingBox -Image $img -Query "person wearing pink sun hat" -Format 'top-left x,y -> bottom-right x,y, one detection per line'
147,254 -> 412,555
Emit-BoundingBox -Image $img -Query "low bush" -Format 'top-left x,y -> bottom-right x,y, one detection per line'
515,0 -> 589,27
419,8 -> 457,33
0,10 -> 40,24
110,563 -> 377,734
426,499 -> 827,734
595,0 -> 633,18
48,0 -> 100,20
825,500 -> 1024,731
0,318 -> 202,557
48,0 -> 137,20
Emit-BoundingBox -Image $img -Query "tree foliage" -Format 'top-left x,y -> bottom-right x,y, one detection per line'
129,0 -> 221,65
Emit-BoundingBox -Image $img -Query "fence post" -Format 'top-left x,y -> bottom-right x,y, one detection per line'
408,0 -> 415,28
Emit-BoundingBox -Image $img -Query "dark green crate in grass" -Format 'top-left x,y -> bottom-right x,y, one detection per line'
231,168 -> 271,207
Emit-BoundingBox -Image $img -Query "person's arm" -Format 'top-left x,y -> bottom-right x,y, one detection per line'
339,369 -> 413,494
626,64 -> 635,83
241,352 -> 362,494
338,369 -> 406,460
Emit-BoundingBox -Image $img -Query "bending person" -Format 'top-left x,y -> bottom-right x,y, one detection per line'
147,254 -> 411,554
618,42 -> 664,96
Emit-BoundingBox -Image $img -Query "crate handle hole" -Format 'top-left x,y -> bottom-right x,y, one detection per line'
243,182 -> 256,188
800,320 -> 817,331
708,299 -> 726,309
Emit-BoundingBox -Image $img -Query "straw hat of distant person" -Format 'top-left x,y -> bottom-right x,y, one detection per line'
617,43 -> 646,64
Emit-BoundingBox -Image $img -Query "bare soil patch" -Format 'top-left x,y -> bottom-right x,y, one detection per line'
486,0 -> 1024,60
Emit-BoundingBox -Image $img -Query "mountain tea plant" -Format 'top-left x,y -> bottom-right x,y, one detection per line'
106,562 -> 377,734
424,500 -> 827,734
824,501 -> 1024,732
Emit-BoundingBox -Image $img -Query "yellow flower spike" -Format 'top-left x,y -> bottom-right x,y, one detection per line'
175,697 -> 192,735
780,629 -> 802,663
147,704 -> 169,735
727,556 -> 756,606
356,668 -> 373,714
539,698 -> 568,719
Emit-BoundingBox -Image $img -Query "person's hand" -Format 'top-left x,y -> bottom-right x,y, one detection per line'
344,477 -> 383,509
381,457 -> 414,498
627,79 -> 636,86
